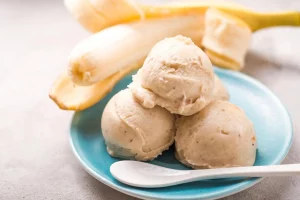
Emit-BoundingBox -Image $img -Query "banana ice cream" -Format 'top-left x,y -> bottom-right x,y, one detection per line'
212,75 -> 229,101
101,89 -> 175,161
175,100 -> 256,169
129,35 -> 215,116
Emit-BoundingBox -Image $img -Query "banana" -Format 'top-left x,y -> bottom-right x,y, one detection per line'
68,15 -> 204,86
51,0 -> 299,111
64,0 -> 106,33
49,62 -> 140,111
50,16 -> 204,110
64,0 -> 143,32
65,0 -> 300,33
147,1 -> 300,31
202,8 -> 252,70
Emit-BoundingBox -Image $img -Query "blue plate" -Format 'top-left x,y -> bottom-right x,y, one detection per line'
70,67 -> 293,200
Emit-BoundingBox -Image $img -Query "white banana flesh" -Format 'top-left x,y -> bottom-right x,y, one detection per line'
65,0 -> 300,34
202,8 -> 252,70
68,15 -> 204,86
64,0 -> 106,33
64,0 -> 143,33
49,64 -> 140,111
50,16 -> 204,110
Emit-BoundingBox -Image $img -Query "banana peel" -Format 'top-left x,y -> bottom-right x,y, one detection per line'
146,1 -> 300,31
64,0 -> 144,33
205,50 -> 241,71
49,61 -> 142,111
65,0 -> 300,33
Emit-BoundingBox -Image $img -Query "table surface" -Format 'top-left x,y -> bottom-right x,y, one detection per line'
1,0 -> 300,199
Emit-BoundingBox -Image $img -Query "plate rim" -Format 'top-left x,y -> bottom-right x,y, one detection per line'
69,67 -> 293,200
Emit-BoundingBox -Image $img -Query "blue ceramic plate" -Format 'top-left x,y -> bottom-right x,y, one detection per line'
70,67 -> 293,200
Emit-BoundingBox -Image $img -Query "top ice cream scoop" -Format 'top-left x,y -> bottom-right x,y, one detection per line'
129,35 -> 215,116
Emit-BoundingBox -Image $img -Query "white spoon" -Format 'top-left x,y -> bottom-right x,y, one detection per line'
110,161 -> 300,188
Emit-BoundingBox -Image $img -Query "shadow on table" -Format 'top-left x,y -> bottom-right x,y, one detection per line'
242,51 -> 300,79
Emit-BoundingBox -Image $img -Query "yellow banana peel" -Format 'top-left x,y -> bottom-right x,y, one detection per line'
147,1 -> 300,31
205,50 -> 241,71
65,0 -> 300,33
49,61 -> 142,111
64,0 -> 144,33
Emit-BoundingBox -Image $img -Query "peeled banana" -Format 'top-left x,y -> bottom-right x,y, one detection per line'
68,15 -> 204,86
49,63 -> 141,111
50,16 -> 204,110
64,0 -> 144,33
65,0 -> 300,33
50,0 -> 300,111
202,8 -> 252,70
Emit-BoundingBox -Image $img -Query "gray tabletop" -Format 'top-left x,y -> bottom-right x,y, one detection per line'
1,0 -> 300,199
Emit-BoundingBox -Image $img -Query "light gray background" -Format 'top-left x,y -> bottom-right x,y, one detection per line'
1,0 -> 300,199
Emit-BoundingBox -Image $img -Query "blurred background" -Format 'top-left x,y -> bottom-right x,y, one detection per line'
1,0 -> 299,199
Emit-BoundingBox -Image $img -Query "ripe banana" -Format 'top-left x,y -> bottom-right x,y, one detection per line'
51,0 -> 299,111
50,16 -> 204,110
64,0 -> 144,33
49,62 -> 140,111
202,8 -> 252,70
65,0 -> 300,33
68,15 -> 204,86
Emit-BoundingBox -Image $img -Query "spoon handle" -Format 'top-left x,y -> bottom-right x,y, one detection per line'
110,161 -> 300,188
188,164 -> 300,181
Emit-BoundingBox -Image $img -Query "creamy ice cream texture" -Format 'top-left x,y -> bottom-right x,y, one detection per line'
129,35 -> 215,116
101,35 -> 252,168
212,75 -> 229,101
175,100 -> 256,169
101,89 -> 175,161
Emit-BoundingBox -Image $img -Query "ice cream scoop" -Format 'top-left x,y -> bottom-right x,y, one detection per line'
101,89 -> 175,161
212,75 -> 229,101
175,100 -> 257,169
129,35 -> 215,116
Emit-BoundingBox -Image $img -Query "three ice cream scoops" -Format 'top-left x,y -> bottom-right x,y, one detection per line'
49,7 -> 254,112
47,0 -> 300,170
50,0 -> 300,112
101,35 -> 256,169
